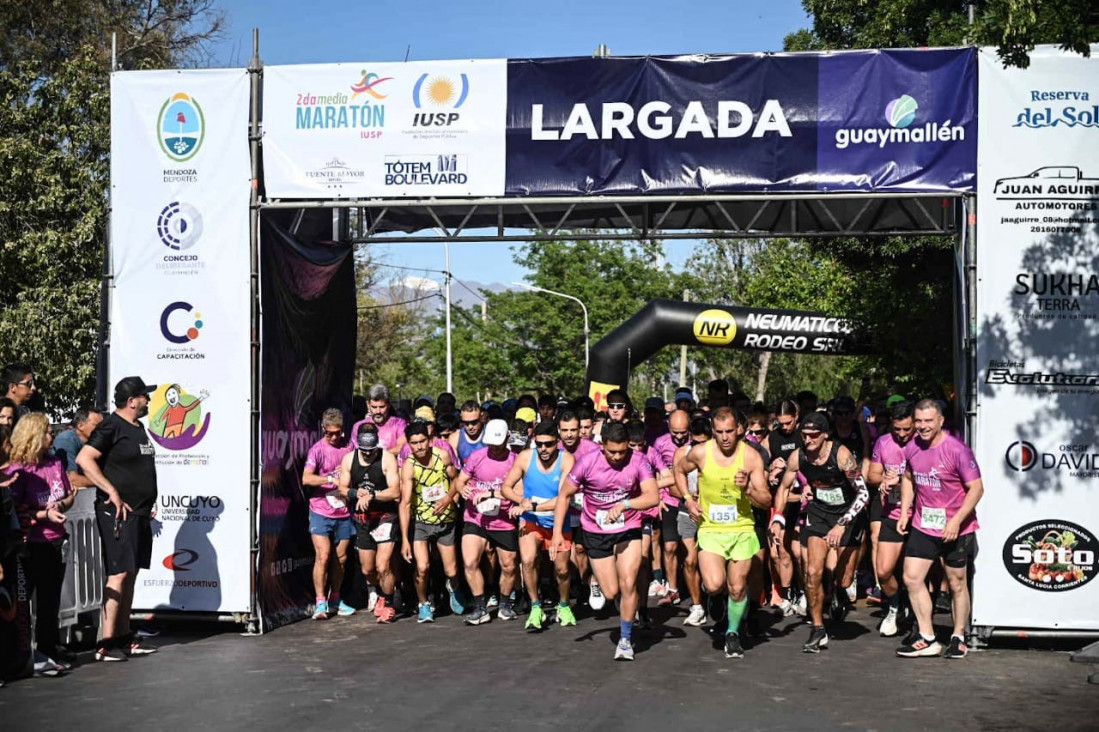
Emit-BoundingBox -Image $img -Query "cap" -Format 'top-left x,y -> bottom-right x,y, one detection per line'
414,405 -> 435,422
515,407 -> 537,424
414,394 -> 434,408
674,388 -> 694,403
644,397 -> 665,411
800,411 -> 831,433
507,430 -> 529,449
885,394 -> 906,407
115,376 -> 157,403
356,431 -> 381,452
502,398 -> 519,412
556,396 -> 571,407
481,400 -> 499,410
483,419 -> 508,446
833,395 -> 856,411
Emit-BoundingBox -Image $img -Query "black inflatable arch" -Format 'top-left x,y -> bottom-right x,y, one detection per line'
585,299 -> 862,406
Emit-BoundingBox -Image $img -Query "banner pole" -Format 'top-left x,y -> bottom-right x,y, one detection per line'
965,193 -> 977,444
247,27 -> 263,634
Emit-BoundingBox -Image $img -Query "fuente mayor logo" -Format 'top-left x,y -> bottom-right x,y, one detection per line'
158,93 -> 205,162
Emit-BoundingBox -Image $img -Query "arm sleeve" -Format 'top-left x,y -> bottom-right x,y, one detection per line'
840,476 -> 870,525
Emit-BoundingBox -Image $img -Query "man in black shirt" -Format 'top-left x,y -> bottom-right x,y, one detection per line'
77,376 -> 159,662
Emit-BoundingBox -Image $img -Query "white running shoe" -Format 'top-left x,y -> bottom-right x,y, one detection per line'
879,607 -> 900,637
778,598 -> 795,617
367,586 -> 379,613
794,593 -> 807,616
683,604 -> 707,627
589,578 -> 607,611
846,580 -> 857,602
614,638 -> 635,661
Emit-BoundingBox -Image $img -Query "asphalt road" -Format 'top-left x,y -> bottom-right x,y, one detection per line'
2,598 -> 1096,731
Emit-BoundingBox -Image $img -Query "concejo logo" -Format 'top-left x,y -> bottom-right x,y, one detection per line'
693,309 -> 737,346
157,202 -> 203,251
162,549 -> 199,571
1005,440 -> 1038,471
834,93 -> 965,149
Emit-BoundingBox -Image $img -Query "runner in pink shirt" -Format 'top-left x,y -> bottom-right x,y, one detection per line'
552,422 -> 659,662
652,409 -> 691,604
350,384 -> 408,455
626,421 -> 672,626
896,399 -> 984,660
556,409 -> 602,609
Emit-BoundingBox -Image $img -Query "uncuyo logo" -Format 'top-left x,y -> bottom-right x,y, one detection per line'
350,69 -> 393,101
1005,440 -> 1039,471
412,73 -> 470,109
160,302 -> 204,344
163,549 -> 199,571
158,93 -> 205,162
157,202 -> 203,251
148,383 -> 212,451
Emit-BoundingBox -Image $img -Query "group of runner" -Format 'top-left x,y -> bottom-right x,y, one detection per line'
302,382 -> 984,662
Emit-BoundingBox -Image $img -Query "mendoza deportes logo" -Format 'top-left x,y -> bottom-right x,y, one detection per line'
158,93 -> 205,162
834,93 -> 965,149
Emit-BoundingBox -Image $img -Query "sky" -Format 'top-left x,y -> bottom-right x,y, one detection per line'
211,0 -> 812,288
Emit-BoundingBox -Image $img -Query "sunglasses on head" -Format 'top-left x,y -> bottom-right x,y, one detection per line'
607,402 -> 627,409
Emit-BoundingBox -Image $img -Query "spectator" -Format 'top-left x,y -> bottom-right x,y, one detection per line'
0,397 -> 15,427
5,413 -> 76,675
0,424 -> 16,683
1,365 -> 36,419
52,406 -> 103,491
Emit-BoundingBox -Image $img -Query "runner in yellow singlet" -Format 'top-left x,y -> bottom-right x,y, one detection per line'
673,407 -> 770,659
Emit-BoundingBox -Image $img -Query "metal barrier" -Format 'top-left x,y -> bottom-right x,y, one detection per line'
59,489 -> 103,643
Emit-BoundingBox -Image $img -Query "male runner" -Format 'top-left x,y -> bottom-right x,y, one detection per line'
556,409 -> 602,608
653,409 -> 691,603
626,420 -> 671,627
552,422 -> 659,661
451,400 -> 485,467
866,400 -> 916,637
501,421 -> 577,629
767,399 -> 804,614
831,395 -> 873,603
674,408 -> 771,658
338,423 -> 401,622
454,419 -> 519,624
772,411 -> 869,653
576,406 -> 596,442
669,417 -> 713,627
896,399 -> 983,659
351,384 -> 408,456
399,421 -> 463,623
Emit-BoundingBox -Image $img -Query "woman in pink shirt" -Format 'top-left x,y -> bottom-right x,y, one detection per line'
5,413 -> 75,673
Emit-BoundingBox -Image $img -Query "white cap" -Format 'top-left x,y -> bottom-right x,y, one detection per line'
483,419 -> 508,446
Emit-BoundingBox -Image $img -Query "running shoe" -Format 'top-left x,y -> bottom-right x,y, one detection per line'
802,625 -> 829,653
464,606 -> 492,626
124,640 -> 158,657
556,603 -> 577,626
777,598 -> 795,617
337,601 -> 356,617
657,589 -> 680,607
879,607 -> 900,637
94,645 -> 127,662
845,581 -> 857,602
866,586 -> 883,605
944,636 -> 968,659
900,625 -> 920,648
417,602 -> 435,624
683,604 -> 707,627
498,603 -> 518,621
486,594 -> 500,610
614,638 -> 635,661
447,580 -> 466,616
374,598 -> 396,623
829,591 -> 850,624
793,593 -> 807,616
312,600 -> 330,620
723,633 -> 745,659
33,656 -> 65,677
648,579 -> 668,598
366,586 -> 378,612
588,578 -> 606,611
896,636 -> 944,658
525,605 -> 545,631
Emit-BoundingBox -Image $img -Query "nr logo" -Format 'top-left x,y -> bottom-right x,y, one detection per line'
693,309 -> 737,346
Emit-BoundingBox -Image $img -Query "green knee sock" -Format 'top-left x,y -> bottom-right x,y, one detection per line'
727,596 -> 748,636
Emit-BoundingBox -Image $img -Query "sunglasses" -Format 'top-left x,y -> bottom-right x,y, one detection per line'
17,379 -> 34,388
324,429 -> 342,437
534,440 -> 557,448
801,431 -> 822,439
607,403 -> 627,409
461,419 -> 481,426
747,429 -> 767,436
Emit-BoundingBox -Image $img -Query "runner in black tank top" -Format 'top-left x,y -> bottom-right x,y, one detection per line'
350,451 -> 395,521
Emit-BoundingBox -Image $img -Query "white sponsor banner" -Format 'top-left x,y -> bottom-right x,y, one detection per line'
973,46 -> 1099,630
110,69 -> 252,613
262,60 -> 507,198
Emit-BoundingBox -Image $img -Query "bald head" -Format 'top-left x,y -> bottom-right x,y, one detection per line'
668,409 -> 690,446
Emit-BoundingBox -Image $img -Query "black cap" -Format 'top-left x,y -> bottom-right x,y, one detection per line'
800,411 -> 831,433
644,397 -> 665,411
114,376 -> 157,403
833,395 -> 856,411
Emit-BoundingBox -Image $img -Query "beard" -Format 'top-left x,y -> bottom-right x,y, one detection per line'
137,403 -> 150,419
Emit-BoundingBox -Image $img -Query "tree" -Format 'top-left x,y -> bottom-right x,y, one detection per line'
785,0 -> 1098,68
0,1 -> 224,415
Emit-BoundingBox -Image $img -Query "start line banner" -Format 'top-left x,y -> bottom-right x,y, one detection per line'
260,49 -> 975,199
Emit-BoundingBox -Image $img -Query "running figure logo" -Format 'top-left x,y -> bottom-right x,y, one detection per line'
148,383 -> 212,450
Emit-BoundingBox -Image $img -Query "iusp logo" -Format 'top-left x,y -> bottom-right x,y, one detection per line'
158,93 -> 205,162
163,548 -> 199,571
693,309 -> 737,346
885,95 -> 918,129
160,302 -> 204,344
157,202 -> 203,251
412,73 -> 470,128
1005,440 -> 1039,472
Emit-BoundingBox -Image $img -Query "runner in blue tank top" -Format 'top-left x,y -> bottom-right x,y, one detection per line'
451,400 -> 485,467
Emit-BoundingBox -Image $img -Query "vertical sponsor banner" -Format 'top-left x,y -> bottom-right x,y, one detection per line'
257,214 -> 355,631
109,70 -> 251,612
262,60 -> 507,198
974,46 -> 1099,630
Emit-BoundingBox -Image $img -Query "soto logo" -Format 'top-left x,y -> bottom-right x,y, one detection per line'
158,93 -> 205,162
693,309 -> 737,346
1003,520 -> 1096,592
148,383 -> 211,451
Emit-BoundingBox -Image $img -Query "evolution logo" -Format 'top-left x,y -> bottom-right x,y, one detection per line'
1006,441 -> 1099,477
158,93 -> 205,162
411,73 -> 470,127
1013,89 -> 1099,130
834,94 -> 965,149
163,549 -> 199,571
160,301 -> 204,344
693,309 -> 737,346
294,70 -> 390,139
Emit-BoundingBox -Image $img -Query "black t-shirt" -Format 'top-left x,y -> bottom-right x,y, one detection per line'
87,413 -> 158,516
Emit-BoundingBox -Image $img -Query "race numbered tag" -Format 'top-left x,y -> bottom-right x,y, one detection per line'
707,504 -> 738,524
815,487 -> 844,505
423,484 -> 447,502
595,508 -> 625,529
370,521 -> 393,541
921,506 -> 948,531
325,494 -> 346,510
477,497 -> 501,517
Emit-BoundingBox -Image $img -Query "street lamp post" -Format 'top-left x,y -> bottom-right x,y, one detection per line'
512,282 -> 590,370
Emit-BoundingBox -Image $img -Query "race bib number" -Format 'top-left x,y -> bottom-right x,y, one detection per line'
595,508 -> 625,529
370,521 -> 393,541
816,487 -> 844,505
325,494 -> 346,510
921,506 -> 947,531
707,504 -> 738,524
477,497 -> 500,517
423,484 -> 447,502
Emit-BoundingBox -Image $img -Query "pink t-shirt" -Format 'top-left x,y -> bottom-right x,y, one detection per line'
870,433 -> 909,521
6,456 -> 73,542
652,432 -> 689,506
568,449 -> 654,535
641,446 -> 668,518
350,414 -> 409,452
904,433 -> 981,538
398,438 -> 457,468
303,438 -> 353,519
562,438 -> 600,458
461,447 -> 518,532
